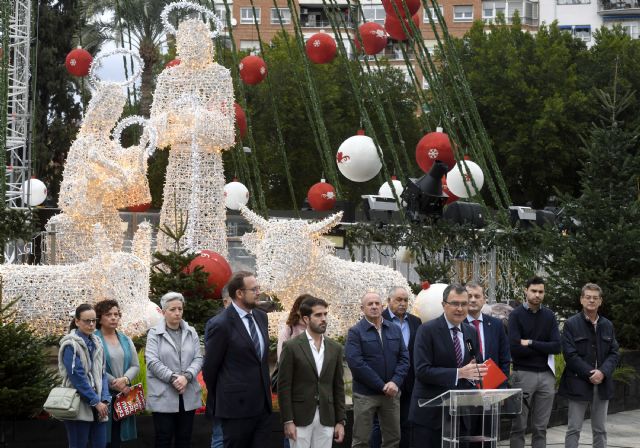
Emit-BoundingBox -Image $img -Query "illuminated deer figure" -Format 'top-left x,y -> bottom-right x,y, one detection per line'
240,207 -> 413,336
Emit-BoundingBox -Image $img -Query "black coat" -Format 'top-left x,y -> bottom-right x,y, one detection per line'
559,312 -> 619,401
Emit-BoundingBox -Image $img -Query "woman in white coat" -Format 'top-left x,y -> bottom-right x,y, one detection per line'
146,292 -> 203,448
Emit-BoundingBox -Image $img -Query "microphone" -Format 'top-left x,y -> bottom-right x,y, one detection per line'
466,338 -> 484,389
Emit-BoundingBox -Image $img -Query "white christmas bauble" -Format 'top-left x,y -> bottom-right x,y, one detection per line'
144,301 -> 163,328
395,246 -> 415,263
224,181 -> 250,210
21,178 -> 47,206
414,283 -> 448,322
336,135 -> 382,182
446,160 -> 485,198
378,178 -> 404,198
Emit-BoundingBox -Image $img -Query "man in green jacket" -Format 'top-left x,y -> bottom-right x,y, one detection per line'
278,296 -> 347,448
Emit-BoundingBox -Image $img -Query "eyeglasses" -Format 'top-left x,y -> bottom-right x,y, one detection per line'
241,287 -> 261,294
80,319 -> 97,324
444,301 -> 469,309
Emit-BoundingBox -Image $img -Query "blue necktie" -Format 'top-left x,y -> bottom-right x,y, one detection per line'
245,313 -> 262,358
452,327 -> 463,367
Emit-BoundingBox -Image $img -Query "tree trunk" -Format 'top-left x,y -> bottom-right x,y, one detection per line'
138,37 -> 159,117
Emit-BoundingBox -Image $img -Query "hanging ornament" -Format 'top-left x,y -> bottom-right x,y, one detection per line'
186,250 -> 232,299
356,22 -> 388,55
336,132 -> 382,182
384,13 -> 421,41
307,179 -> 337,211
305,32 -> 337,64
234,103 -> 248,139
127,203 -> 152,213
446,160 -> 485,198
441,176 -> 459,205
382,0 -> 421,18
224,179 -> 250,210
21,178 -> 47,206
65,47 -> 93,77
416,127 -> 455,173
239,55 -> 267,85
378,175 -> 404,199
414,282 -> 448,322
165,58 -> 181,68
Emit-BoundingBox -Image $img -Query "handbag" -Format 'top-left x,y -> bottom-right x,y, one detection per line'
112,383 -> 146,421
43,387 -> 81,419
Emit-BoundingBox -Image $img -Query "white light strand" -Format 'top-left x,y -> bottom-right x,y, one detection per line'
161,1 -> 223,38
89,48 -> 144,88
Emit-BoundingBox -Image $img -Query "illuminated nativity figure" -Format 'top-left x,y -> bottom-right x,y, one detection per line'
151,2 -> 234,257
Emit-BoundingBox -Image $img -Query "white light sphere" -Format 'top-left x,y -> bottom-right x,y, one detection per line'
446,160 -> 485,198
395,246 -> 415,263
224,180 -> 250,210
413,283 -> 448,322
21,178 -> 47,206
144,301 -> 163,328
336,135 -> 382,182
378,176 -> 404,198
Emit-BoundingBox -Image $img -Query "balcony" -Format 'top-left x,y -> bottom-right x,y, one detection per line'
300,6 -> 356,28
599,0 -> 640,14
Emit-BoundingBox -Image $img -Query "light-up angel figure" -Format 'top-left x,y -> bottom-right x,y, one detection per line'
150,2 -> 234,256
47,49 -> 156,264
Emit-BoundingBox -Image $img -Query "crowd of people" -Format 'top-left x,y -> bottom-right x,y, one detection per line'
56,272 -> 619,448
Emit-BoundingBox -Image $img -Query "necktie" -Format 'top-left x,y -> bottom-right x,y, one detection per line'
451,327 -> 463,367
245,313 -> 262,358
472,319 -> 483,357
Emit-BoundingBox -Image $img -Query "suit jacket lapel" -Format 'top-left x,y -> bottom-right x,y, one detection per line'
229,306 -> 260,361
438,316 -> 457,366
318,339 -> 335,379
297,333 -> 319,377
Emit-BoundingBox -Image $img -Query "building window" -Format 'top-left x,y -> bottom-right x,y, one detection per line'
453,5 -> 474,21
422,77 -> 430,89
424,6 -> 444,23
240,7 -> 260,24
362,5 -> 386,24
271,8 -> 291,24
559,24 -> 591,41
240,40 -> 260,51
214,5 -> 231,28
482,1 -> 506,19
557,0 -> 590,4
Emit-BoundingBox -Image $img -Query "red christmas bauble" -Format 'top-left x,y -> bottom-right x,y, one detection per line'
65,47 -> 93,77
165,58 -> 181,68
356,23 -> 388,55
416,129 -> 455,173
234,103 -> 247,139
307,180 -> 337,211
186,250 -> 232,299
127,202 -> 152,213
305,33 -> 337,64
441,176 -> 459,205
239,55 -> 267,85
382,0 -> 421,18
384,13 -> 421,41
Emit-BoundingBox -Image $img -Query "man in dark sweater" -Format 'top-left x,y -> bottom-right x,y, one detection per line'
508,276 -> 561,448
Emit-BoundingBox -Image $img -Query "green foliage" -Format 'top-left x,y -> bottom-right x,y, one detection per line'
0,294 -> 58,418
149,211 -> 221,334
613,364 -> 638,385
0,208 -> 34,263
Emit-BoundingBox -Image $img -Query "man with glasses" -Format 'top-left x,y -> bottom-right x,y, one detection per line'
409,284 -> 487,447
559,283 -> 619,448
508,276 -> 561,448
203,271 -> 272,448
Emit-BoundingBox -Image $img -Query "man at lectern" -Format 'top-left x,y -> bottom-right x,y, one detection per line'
409,284 -> 488,447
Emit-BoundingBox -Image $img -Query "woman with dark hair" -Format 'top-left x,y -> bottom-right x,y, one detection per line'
94,300 -> 140,448
58,303 -> 111,448
277,294 -> 314,361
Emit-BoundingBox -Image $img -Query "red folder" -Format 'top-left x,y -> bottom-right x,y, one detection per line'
480,358 -> 508,389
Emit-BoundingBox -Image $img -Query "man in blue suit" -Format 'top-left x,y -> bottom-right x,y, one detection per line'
465,282 -> 511,382
203,271 -> 272,448
409,284 -> 488,447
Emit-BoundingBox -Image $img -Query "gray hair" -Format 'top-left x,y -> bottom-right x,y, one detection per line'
160,291 -> 185,310
387,286 -> 408,300
361,290 -> 381,304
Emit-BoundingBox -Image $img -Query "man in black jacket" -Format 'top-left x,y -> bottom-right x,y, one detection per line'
559,283 -> 619,448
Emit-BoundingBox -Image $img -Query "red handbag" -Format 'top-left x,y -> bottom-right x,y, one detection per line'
112,383 -> 146,421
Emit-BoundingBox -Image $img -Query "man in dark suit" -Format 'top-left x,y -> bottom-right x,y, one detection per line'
203,271 -> 272,448
370,286 -> 422,448
278,295 -> 346,448
465,282 -> 511,382
409,284 -> 488,448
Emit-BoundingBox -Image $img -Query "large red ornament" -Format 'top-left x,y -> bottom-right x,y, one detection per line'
416,128 -> 455,173
234,103 -> 247,139
127,202 -> 152,213
186,250 -> 232,299
65,47 -> 93,77
382,0 -> 421,18
239,55 -> 267,85
165,58 -> 181,68
441,176 -> 459,205
384,13 -> 421,41
305,33 -> 337,64
356,23 -> 388,55
307,179 -> 337,211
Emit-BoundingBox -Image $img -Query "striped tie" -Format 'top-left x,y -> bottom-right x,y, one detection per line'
472,319 -> 483,357
245,313 -> 262,358
452,327 -> 463,367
